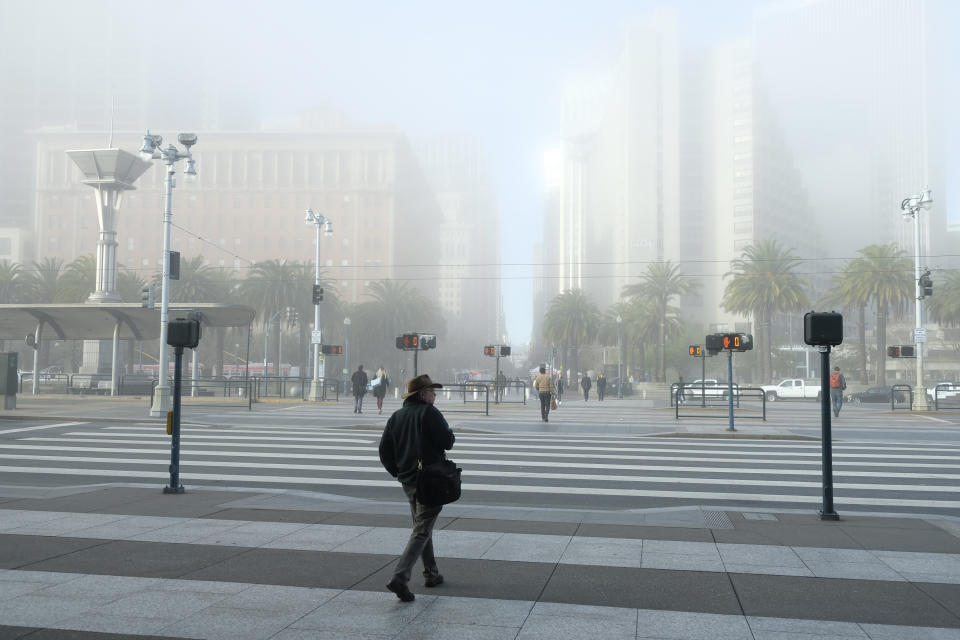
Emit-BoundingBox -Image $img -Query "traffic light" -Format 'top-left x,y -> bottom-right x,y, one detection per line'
141,285 -> 155,309
901,345 -> 915,357
499,345 -> 511,356
920,271 -> 933,297
737,333 -> 753,351
420,334 -> 437,350
312,285 -> 323,304
396,333 -> 419,350
705,333 -> 724,355
321,345 -> 343,355
169,251 -> 180,280
484,345 -> 496,356
888,346 -> 901,358
689,345 -> 702,357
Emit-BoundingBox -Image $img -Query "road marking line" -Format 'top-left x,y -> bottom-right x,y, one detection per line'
0,422 -> 86,436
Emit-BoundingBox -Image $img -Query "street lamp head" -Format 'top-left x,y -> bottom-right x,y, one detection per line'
616,315 -> 622,324
324,219 -> 333,236
139,131 -> 161,161
343,317 -> 351,326
183,156 -> 198,183
177,133 -> 198,149
920,187 -> 933,210
305,208 -> 315,224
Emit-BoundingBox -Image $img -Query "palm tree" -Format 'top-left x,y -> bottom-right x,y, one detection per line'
25,257 -> 67,303
843,244 -> 914,386
0,260 -> 26,304
355,280 -> 445,373
151,255 -> 228,303
59,255 -> 97,302
823,260 -> 872,384
116,267 -> 147,303
721,240 -> 810,383
542,288 -> 601,381
927,270 -> 960,328
239,260 -> 303,374
621,261 -> 701,382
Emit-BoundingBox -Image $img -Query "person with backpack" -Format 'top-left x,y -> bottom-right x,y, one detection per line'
829,366 -> 847,417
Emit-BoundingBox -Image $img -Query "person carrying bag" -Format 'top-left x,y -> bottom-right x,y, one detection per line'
378,374 -> 457,603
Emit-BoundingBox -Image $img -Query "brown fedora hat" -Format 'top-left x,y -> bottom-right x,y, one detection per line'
402,374 -> 443,399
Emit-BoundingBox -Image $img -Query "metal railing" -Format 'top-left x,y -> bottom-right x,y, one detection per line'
675,386 -> 765,420
891,384 -> 913,411
469,379 -> 527,405
437,382 -> 490,415
671,382 -> 742,408
933,383 -> 960,410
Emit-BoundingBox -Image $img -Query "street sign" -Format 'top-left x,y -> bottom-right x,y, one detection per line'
310,330 -> 322,344
913,327 -> 927,343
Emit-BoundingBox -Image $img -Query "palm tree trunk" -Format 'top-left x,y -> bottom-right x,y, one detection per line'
215,329 -> 224,379
658,319 -> 666,383
858,305 -> 867,384
876,305 -> 887,386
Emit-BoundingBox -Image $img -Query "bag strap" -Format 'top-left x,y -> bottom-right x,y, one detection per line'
416,403 -> 428,471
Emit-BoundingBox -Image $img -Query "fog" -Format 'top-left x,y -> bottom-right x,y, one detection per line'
0,0 -> 957,381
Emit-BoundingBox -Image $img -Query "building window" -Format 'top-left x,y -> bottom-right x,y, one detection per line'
127,238 -> 135,251
0,238 -> 11,256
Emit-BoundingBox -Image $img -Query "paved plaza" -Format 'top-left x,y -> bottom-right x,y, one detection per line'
0,395 -> 957,638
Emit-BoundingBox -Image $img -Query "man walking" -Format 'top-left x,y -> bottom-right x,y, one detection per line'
597,372 -> 607,401
829,366 -> 846,417
534,366 -> 554,422
580,373 -> 592,402
677,375 -> 686,405
379,374 -> 454,602
351,364 -> 368,414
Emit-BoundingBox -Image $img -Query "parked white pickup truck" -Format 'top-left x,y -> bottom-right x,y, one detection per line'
760,379 -> 821,401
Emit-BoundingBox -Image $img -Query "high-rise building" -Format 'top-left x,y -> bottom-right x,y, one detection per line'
752,0 -> 952,259
32,126 -> 442,304
413,136 -> 502,349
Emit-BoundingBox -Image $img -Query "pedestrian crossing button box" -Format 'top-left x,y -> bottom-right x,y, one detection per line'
804,311 -> 843,346
0,352 -> 17,397
167,317 -> 202,349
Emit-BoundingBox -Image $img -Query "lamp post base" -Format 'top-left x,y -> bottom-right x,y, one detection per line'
913,386 -> 929,411
307,379 -> 325,402
150,385 -> 172,417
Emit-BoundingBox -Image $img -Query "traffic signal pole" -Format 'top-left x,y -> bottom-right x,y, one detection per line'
818,345 -> 839,520
726,350 -> 735,432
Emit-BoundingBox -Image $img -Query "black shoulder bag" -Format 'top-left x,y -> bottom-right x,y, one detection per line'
415,407 -> 462,506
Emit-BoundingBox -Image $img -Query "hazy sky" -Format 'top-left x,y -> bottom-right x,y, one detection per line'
182,0 -> 762,344
7,0 -> 957,344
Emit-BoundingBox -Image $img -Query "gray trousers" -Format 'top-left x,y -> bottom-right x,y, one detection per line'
392,483 -> 442,584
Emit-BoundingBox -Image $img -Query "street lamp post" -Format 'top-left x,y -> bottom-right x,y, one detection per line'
305,208 -> 333,401
617,315 -> 623,399
343,317 -> 351,380
140,131 -> 197,417
900,187 -> 934,410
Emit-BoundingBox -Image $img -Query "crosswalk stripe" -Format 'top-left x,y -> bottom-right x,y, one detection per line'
0,466 -> 957,508
20,437 -> 960,469
1,453 -> 958,493
4,444 -> 960,479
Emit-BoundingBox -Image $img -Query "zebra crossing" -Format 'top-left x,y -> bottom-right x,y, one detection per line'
1,422 -> 959,517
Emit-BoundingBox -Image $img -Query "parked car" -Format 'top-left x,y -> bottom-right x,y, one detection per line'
760,379 -> 821,402
846,386 -> 906,404
682,379 -> 739,399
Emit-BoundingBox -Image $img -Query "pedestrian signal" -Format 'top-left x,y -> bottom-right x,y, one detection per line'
499,345 -> 511,356
321,345 -> 343,355
689,345 -> 702,357
484,345 -> 496,356
396,333 -> 419,350
420,334 -> 437,350
887,346 -> 900,358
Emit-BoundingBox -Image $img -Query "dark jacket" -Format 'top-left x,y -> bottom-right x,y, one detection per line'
373,375 -> 389,398
379,396 -> 455,485
351,369 -> 368,396
580,376 -> 592,391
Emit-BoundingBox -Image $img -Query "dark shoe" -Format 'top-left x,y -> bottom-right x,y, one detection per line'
424,574 -> 444,588
387,579 -> 415,602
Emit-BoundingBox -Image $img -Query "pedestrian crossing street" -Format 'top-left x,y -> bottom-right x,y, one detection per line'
1,422 -> 959,516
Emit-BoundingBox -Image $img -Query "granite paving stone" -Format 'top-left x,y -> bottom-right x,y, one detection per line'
418,595 -> 534,627
0,593 -> 109,627
49,614 -> 174,637
0,511 -> 65,532
214,584 -> 339,613
330,526 -> 410,554
10,513 -> 129,537
190,520 -> 310,547
96,588 -> 231,620
67,515 -> 189,540
291,589 -> 435,634
425,530 -> 503,559
158,606 -> 302,640
0,535 -> 106,570
126,517 -> 246,544
262,524 -> 370,551
480,533 -> 572,563
395,620 -> 522,640
636,609 -> 753,640
518,613 -> 637,640
746,615 -> 868,637
559,536 -> 644,568
858,624 -> 960,639
717,543 -> 805,568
